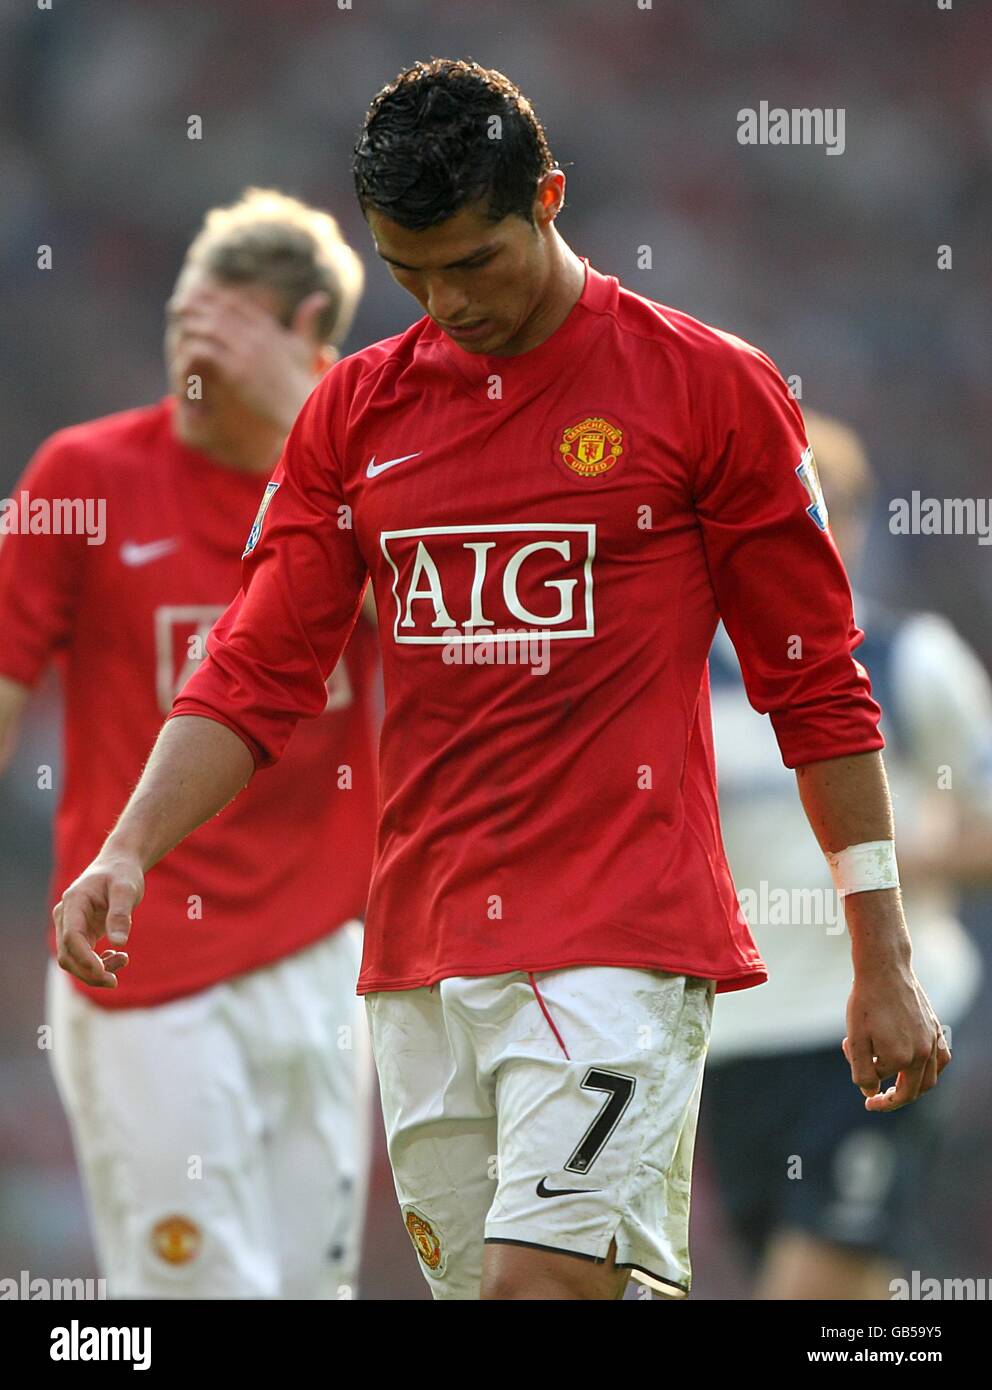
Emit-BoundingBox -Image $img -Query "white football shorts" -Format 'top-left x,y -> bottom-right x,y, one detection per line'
47,923 -> 372,1299
367,965 -> 715,1300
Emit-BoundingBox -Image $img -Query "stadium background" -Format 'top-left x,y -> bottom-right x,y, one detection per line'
1,0 -> 990,1299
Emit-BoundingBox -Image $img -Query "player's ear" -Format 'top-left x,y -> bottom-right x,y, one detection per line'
534,171 -> 565,228
292,290 -> 332,342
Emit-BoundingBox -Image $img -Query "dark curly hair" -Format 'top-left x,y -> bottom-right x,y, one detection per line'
353,58 -> 555,231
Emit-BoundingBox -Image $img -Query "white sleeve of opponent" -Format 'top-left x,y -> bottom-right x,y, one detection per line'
890,612 -> 992,815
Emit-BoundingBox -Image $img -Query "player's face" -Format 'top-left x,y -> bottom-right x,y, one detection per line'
367,191 -> 556,356
164,266 -> 287,455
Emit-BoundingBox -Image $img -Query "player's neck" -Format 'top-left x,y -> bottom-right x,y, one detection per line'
491,233 -> 586,358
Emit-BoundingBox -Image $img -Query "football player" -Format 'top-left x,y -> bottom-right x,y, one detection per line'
52,64 -> 949,1301
0,189 -> 378,1298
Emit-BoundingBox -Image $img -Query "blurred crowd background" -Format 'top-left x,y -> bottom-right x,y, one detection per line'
1,0 -> 990,1299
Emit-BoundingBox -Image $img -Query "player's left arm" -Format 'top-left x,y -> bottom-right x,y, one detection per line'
55,367 -> 368,985
793,750 -> 947,1112
691,335 -> 944,1112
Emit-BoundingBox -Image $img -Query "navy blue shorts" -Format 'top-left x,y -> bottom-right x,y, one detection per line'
700,1043 -> 946,1265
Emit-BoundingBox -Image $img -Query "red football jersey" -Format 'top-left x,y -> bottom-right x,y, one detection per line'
0,398 -> 379,1008
172,260 -> 883,995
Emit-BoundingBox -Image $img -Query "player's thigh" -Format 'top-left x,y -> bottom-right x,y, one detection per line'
247,925 -> 374,1299
366,983 -> 498,1300
46,961 -> 278,1298
478,967 -> 714,1300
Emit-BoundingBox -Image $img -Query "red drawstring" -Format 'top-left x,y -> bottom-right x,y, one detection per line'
527,972 -> 570,1060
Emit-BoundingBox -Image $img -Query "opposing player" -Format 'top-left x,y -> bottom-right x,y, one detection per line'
703,410 -> 992,1299
53,62 -> 949,1301
0,190 -> 378,1298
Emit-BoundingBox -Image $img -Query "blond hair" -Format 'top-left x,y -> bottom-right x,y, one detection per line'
183,187 -> 364,347
802,409 -> 873,515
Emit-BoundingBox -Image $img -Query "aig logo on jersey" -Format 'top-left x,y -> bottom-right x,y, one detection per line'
243,479 -> 280,557
380,524 -> 596,644
796,445 -> 829,531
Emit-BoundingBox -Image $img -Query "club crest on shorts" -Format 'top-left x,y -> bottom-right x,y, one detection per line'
796,444 -> 829,531
558,416 -> 624,478
243,479 -> 280,557
150,1214 -> 202,1265
403,1205 -> 447,1275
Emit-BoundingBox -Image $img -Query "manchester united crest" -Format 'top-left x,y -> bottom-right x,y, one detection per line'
559,416 -> 624,478
403,1205 -> 446,1275
150,1215 -> 202,1265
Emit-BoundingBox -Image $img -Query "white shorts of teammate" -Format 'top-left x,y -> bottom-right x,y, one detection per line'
47,923 -> 372,1299
367,966 -> 715,1300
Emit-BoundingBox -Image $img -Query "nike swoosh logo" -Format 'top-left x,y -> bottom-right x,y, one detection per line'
536,1178 -> 603,1199
366,451 -> 421,479
120,538 -> 180,567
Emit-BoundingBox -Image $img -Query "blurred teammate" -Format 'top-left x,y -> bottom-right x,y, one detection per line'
53,61 -> 949,1302
0,189 -> 379,1298
703,410 -> 992,1299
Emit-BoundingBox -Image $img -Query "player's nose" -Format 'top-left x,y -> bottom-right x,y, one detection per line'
425,279 -> 470,324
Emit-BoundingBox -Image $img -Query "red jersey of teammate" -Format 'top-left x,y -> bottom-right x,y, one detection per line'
173,260 -> 883,995
0,398 -> 379,1008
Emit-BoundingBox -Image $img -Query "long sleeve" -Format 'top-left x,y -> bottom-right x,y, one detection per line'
692,335 -> 883,768
170,370 -> 369,767
0,436 -> 90,686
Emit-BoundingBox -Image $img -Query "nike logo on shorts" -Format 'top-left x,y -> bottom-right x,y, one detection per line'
535,1177 -> 602,1199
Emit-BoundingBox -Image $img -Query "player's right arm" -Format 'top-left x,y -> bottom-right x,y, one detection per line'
54,367 -> 370,987
0,435 -> 89,770
54,714 -> 255,988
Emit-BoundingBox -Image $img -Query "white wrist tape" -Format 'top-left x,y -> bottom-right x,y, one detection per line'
825,840 -> 900,897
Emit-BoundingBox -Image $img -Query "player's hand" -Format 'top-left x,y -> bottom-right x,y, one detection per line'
53,853 -> 145,989
172,283 -> 330,433
843,961 -> 950,1112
